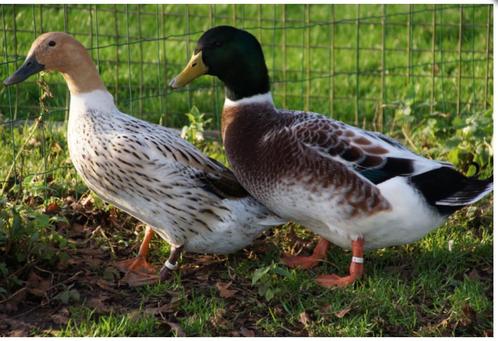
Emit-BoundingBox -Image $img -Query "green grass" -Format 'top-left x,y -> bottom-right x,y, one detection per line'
0,88 -> 493,338
56,307 -> 163,337
43,206 -> 493,336
0,4 -> 492,184
0,120 -> 492,335
0,3 -> 493,337
0,4 -> 493,127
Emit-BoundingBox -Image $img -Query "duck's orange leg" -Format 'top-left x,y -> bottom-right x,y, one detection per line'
282,237 -> 330,269
116,226 -> 158,286
315,238 -> 364,288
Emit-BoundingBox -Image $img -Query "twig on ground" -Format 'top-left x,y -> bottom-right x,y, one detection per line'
401,126 -> 419,152
0,287 -> 27,305
98,226 -> 116,257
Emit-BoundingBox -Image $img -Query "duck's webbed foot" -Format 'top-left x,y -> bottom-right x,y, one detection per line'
116,256 -> 157,275
118,256 -> 159,286
282,237 -> 330,269
117,226 -> 159,286
160,245 -> 184,282
315,238 -> 364,288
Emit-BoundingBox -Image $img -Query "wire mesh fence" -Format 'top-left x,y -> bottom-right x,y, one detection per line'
0,4 -> 493,194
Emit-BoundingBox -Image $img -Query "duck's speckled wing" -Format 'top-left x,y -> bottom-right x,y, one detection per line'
281,111 -> 440,185
111,112 -> 248,198
148,132 -> 249,200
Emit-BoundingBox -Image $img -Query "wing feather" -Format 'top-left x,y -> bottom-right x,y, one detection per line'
283,111 -> 440,184
108,114 -> 248,200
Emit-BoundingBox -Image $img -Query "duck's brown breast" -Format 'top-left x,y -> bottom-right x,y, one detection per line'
221,104 -> 390,219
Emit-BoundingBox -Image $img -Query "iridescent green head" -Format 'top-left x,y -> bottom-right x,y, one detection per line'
170,26 -> 270,100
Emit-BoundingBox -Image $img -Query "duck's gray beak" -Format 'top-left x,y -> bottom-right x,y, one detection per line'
3,55 -> 45,86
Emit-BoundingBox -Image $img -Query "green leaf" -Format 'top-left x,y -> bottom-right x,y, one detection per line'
252,265 -> 272,285
0,262 -> 8,277
33,213 -> 50,228
265,288 -> 275,301
447,148 -> 461,166
274,266 -> 291,277
50,215 -> 69,224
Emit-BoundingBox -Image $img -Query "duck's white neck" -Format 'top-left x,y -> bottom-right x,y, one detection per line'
224,92 -> 274,108
70,89 -> 117,113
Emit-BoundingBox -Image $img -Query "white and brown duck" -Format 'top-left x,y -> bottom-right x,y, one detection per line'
171,25 -> 493,287
4,32 -> 284,286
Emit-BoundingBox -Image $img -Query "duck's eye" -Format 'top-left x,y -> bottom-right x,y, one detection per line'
48,41 -> 56,47
213,41 -> 222,47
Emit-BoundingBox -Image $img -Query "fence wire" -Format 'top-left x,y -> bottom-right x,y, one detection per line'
0,4 -> 493,193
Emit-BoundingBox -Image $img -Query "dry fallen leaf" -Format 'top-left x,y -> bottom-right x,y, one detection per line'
0,288 -> 27,313
335,306 -> 352,318
87,295 -> 110,313
169,292 -> 182,304
9,329 -> 29,337
196,272 -> 210,282
166,321 -> 186,337
299,311 -> 311,327
0,315 -> 9,331
436,316 -> 451,329
64,196 -> 75,205
461,304 -> 476,327
95,279 -> 119,293
45,202 -> 60,214
216,282 -> 237,298
79,195 -> 94,210
240,326 -> 255,337
68,223 -> 87,237
0,315 -> 36,336
467,269 -> 481,281
26,272 -> 51,297
145,301 -> 178,315
127,310 -> 142,322
25,196 -> 38,207
51,141 -> 63,153
320,304 -> 331,315
52,307 -> 70,325
210,308 -> 229,329
28,137 -> 41,147
85,257 -> 103,270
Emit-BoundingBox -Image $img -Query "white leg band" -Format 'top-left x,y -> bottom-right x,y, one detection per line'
164,260 -> 178,270
352,256 -> 364,264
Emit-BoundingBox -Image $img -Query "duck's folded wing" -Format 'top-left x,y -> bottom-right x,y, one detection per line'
107,130 -> 249,200
162,137 -> 249,198
199,156 -> 249,199
287,113 -> 440,185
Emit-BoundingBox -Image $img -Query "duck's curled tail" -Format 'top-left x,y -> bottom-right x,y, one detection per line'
411,166 -> 493,215
435,175 -> 493,206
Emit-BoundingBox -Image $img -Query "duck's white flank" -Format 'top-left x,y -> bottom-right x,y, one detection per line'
224,92 -> 274,108
66,89 -> 284,254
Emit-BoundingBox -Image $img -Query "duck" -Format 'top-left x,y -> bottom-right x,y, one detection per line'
4,32 -> 284,286
170,25 -> 493,287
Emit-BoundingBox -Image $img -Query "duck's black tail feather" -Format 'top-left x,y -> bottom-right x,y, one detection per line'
410,166 -> 493,215
435,175 -> 493,206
